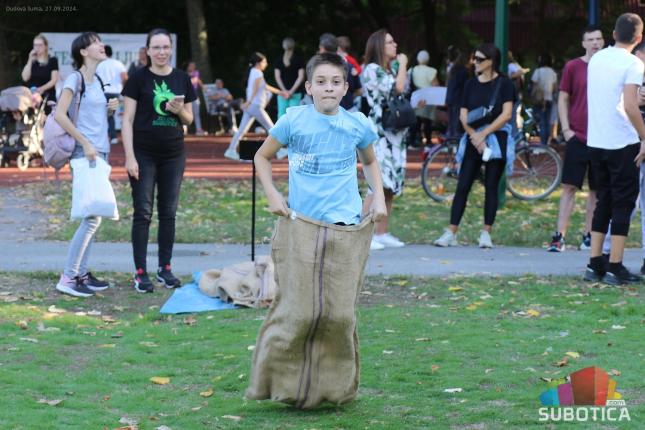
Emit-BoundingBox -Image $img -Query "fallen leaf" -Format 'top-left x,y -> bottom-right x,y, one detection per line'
608,369 -> 621,376
448,287 -> 463,292
593,329 -> 607,334
247,345 -> 255,351
87,310 -> 101,316
611,325 -> 626,330
526,309 -> 541,317
102,395 -> 110,401
199,389 -> 213,398
183,316 -> 197,326
47,305 -> 66,314
20,337 -> 38,343
444,388 -> 463,393
565,351 -> 580,359
191,406 -> 202,411
466,304 -> 478,311
415,337 -> 430,342
37,398 -> 63,406
111,332 -> 124,339
237,373 -> 245,380
16,320 -> 28,330
150,377 -> 170,385
554,357 -> 569,367
431,365 -> 440,372
155,426 -> 172,430
139,341 -> 159,347
382,350 -> 394,355
36,322 -> 60,332
101,315 -> 117,323
98,344 -> 116,348
222,415 -> 242,421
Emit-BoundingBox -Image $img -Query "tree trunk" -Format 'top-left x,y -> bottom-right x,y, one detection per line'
422,0 -> 439,66
0,30 -> 11,89
185,0 -> 212,82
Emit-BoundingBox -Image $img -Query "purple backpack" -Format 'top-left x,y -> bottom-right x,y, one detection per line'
43,72 -> 84,170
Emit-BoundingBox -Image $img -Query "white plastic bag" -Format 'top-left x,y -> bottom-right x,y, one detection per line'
70,157 -> 119,220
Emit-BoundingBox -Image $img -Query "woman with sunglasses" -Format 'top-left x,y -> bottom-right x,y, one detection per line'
434,43 -> 514,249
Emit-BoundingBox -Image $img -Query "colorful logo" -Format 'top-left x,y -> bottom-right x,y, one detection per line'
152,80 -> 176,116
539,366 -> 621,406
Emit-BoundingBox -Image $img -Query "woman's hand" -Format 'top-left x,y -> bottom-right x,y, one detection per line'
125,156 -> 139,180
107,97 -> 119,113
266,188 -> 289,217
165,99 -> 183,114
28,49 -> 37,61
83,141 -> 97,161
416,99 -> 426,109
470,130 -> 487,153
397,53 -> 408,69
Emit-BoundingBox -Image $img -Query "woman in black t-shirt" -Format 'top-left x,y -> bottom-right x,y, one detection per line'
21,34 -> 59,112
122,28 -> 196,293
274,37 -> 305,118
434,43 -> 514,249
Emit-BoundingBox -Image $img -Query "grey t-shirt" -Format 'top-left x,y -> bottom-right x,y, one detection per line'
63,71 -> 109,153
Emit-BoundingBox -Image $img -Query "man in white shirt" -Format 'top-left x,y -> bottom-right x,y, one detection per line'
585,13 -> 645,285
97,45 -> 127,144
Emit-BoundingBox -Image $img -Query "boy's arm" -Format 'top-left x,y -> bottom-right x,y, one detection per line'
624,84 -> 645,164
357,145 -> 387,221
254,135 -> 290,216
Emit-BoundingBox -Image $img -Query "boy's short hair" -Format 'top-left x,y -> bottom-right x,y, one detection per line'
306,53 -> 347,81
614,13 -> 643,44
582,24 -> 602,40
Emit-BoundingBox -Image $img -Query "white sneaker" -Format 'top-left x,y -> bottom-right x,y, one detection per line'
434,229 -> 458,247
374,233 -> 405,248
370,238 -> 385,250
276,148 -> 288,159
224,148 -> 240,161
110,138 -> 118,145
478,230 -> 493,248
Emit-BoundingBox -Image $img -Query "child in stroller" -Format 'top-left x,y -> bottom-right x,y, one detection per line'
0,86 -> 46,170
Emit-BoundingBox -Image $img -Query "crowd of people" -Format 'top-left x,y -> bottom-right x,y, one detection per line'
17,14 -> 645,294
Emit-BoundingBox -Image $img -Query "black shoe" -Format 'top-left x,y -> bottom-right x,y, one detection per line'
133,269 -> 154,293
156,264 -> 181,289
641,259 -> 645,275
583,266 -> 604,282
547,232 -> 565,252
603,264 -> 641,286
80,271 -> 110,291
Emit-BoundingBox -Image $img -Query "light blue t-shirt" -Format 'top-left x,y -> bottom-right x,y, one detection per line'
270,104 -> 378,224
63,71 -> 109,153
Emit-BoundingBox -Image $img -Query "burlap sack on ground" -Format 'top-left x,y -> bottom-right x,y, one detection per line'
198,256 -> 275,308
245,213 -> 374,409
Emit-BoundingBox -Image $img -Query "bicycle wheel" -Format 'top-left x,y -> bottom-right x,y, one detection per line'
421,143 -> 459,202
507,142 -> 562,201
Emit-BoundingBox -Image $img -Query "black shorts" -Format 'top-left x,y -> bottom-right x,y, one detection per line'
561,136 -> 596,190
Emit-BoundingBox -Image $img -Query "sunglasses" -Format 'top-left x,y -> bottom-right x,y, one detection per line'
473,56 -> 489,63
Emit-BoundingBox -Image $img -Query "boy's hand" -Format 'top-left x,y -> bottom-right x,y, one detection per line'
267,189 -> 289,217
369,197 -> 388,222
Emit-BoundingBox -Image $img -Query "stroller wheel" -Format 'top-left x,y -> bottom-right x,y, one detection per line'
16,153 -> 29,171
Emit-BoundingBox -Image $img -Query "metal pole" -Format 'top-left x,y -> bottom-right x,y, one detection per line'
495,0 -> 509,207
251,160 -> 256,262
588,0 -> 599,26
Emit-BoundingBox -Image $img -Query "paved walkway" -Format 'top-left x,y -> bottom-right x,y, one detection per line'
0,149 -> 642,278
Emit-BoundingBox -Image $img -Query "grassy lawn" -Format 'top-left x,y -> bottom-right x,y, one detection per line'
27,178 -> 643,248
0,272 -> 642,429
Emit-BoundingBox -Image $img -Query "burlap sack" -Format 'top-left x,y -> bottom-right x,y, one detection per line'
246,212 -> 374,409
198,256 -> 276,308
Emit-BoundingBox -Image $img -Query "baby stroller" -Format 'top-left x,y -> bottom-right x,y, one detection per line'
0,86 -> 45,170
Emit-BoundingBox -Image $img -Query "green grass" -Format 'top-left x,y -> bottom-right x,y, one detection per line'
30,179 -> 643,247
0,272 -> 642,429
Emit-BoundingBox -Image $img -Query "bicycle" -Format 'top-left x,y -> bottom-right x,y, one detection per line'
421,107 -> 562,202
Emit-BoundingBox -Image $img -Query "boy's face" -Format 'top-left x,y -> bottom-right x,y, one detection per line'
305,63 -> 348,115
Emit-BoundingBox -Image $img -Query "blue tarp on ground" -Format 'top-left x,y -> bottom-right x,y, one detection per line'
159,271 -> 237,314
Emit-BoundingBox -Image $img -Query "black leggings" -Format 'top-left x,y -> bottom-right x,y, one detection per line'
129,149 -> 186,272
450,134 -> 506,227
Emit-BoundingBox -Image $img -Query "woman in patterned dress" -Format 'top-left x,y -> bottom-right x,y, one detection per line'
361,29 -> 409,250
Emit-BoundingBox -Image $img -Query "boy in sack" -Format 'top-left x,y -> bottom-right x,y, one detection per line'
246,52 -> 387,409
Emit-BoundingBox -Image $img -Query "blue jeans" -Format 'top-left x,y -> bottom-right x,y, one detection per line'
535,101 -> 553,145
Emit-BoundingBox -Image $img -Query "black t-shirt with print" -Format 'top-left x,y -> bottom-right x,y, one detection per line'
274,53 -> 305,93
26,57 -> 59,102
122,67 -> 196,155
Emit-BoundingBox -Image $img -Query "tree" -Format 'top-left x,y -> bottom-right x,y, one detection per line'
185,0 -> 212,82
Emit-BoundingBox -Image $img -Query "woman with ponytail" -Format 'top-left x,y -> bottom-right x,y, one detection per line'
224,52 -> 288,161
